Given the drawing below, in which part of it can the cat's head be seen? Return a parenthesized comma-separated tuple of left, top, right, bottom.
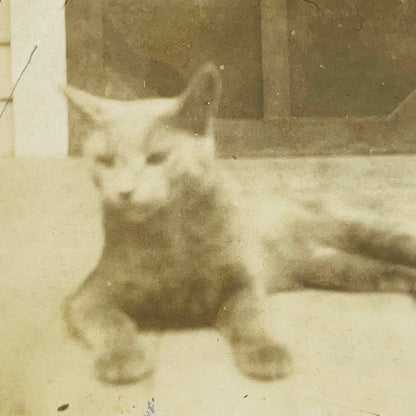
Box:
(64, 64, 221, 222)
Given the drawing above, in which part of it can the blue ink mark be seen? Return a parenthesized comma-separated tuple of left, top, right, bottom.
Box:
(144, 398, 156, 416)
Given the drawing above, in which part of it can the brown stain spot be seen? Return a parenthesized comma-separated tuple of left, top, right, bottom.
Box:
(58, 403, 70, 412)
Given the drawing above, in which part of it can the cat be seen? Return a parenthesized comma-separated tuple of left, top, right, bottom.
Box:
(63, 64, 416, 385)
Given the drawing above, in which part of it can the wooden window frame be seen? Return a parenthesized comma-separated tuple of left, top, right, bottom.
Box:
(65, 0, 291, 157)
(11, 0, 412, 157)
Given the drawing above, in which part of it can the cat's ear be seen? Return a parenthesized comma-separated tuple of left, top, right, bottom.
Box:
(61, 85, 109, 124)
(176, 64, 222, 136)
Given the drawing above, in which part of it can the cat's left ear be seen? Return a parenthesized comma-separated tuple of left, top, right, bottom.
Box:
(175, 64, 222, 136)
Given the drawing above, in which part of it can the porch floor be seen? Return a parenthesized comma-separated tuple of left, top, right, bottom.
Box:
(1, 156, 416, 416)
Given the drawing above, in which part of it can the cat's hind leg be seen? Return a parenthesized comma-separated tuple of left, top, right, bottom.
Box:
(63, 284, 160, 385)
(293, 246, 416, 294)
(317, 218, 416, 268)
(217, 288, 292, 381)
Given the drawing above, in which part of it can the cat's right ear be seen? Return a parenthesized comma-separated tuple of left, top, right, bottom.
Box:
(61, 85, 109, 124)
(175, 64, 222, 136)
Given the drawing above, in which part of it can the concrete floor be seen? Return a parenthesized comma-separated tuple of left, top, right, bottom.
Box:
(1, 156, 416, 416)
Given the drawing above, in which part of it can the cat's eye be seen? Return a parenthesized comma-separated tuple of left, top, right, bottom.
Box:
(95, 154, 115, 167)
(146, 152, 167, 166)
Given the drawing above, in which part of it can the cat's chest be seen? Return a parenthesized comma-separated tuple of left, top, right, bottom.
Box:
(116, 222, 234, 280)
(103, 228, 244, 328)
(100, 201, 254, 327)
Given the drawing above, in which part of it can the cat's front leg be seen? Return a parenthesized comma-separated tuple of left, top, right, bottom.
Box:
(93, 328, 160, 386)
(63, 284, 160, 385)
(217, 288, 292, 381)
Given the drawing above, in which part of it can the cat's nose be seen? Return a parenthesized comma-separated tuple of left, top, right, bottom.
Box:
(119, 190, 132, 201)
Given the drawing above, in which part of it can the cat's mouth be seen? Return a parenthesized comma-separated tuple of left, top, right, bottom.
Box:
(103, 197, 166, 223)
(120, 202, 162, 223)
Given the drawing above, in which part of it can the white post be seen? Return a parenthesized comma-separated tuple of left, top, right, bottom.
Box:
(10, 0, 68, 157)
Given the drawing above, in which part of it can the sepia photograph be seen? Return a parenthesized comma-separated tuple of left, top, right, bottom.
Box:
(1, 1, 416, 415)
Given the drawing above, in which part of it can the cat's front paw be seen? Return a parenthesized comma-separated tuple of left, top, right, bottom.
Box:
(231, 338, 292, 381)
(94, 349, 155, 385)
